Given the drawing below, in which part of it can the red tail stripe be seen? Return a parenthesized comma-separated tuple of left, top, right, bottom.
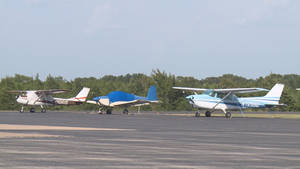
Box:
(75, 97, 87, 100)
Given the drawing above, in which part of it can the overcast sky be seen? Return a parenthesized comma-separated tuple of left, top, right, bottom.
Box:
(0, 0, 299, 80)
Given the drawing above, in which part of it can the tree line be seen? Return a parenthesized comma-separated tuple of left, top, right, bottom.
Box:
(0, 69, 300, 112)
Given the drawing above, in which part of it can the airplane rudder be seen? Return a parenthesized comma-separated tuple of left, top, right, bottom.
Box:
(76, 87, 90, 99)
(147, 85, 157, 101)
(264, 83, 284, 98)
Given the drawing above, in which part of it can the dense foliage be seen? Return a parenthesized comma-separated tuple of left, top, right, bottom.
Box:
(1, 70, 300, 112)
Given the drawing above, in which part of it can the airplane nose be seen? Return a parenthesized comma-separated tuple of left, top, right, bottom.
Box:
(186, 95, 195, 104)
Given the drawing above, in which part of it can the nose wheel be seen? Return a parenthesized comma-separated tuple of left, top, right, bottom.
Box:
(123, 109, 129, 114)
(40, 105, 46, 113)
(106, 109, 112, 114)
(205, 111, 211, 117)
(225, 112, 231, 118)
(29, 108, 35, 113)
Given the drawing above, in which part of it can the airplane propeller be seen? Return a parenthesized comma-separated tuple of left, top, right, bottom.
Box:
(187, 97, 195, 104)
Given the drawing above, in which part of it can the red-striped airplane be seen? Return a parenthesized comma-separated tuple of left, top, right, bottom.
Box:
(8, 87, 90, 113)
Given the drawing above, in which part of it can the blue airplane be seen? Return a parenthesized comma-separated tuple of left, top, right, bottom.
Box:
(87, 86, 158, 114)
(173, 83, 285, 118)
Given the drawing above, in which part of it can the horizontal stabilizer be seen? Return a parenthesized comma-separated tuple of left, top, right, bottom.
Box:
(86, 100, 98, 104)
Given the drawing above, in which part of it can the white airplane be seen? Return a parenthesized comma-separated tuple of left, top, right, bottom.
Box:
(297, 88, 300, 90)
(173, 84, 285, 118)
(9, 87, 90, 113)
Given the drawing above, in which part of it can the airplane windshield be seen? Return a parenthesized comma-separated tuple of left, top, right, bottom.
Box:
(203, 90, 218, 98)
(204, 90, 238, 101)
(21, 93, 27, 97)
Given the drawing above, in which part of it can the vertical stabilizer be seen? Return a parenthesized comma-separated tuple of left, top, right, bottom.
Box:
(74, 87, 90, 101)
(264, 84, 284, 104)
(146, 86, 157, 101)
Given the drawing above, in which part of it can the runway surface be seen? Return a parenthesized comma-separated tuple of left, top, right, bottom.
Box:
(0, 111, 300, 169)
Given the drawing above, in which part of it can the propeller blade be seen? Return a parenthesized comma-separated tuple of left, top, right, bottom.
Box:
(188, 98, 195, 104)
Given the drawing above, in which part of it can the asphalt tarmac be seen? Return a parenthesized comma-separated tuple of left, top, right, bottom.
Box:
(0, 111, 300, 169)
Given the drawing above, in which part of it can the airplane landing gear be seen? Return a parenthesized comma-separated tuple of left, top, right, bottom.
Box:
(195, 111, 201, 117)
(40, 105, 46, 113)
(123, 109, 129, 114)
(30, 108, 35, 113)
(205, 111, 211, 117)
(225, 112, 231, 119)
(20, 106, 24, 113)
(106, 109, 112, 115)
(98, 107, 104, 114)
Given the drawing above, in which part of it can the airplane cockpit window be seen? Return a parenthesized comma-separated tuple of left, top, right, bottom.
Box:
(21, 93, 27, 97)
(204, 90, 216, 97)
(231, 94, 239, 102)
(203, 90, 211, 95)
(223, 93, 239, 102)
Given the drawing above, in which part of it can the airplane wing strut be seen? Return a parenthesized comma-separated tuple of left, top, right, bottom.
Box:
(211, 92, 232, 112)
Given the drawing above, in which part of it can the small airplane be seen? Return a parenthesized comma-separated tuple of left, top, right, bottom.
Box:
(173, 83, 285, 118)
(297, 88, 300, 90)
(8, 87, 90, 113)
(87, 86, 159, 114)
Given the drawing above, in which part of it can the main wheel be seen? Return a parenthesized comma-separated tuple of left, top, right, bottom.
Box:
(205, 111, 211, 117)
(41, 108, 46, 113)
(30, 108, 35, 113)
(123, 109, 129, 114)
(225, 112, 231, 119)
(19, 108, 24, 113)
(195, 112, 200, 117)
(106, 109, 112, 115)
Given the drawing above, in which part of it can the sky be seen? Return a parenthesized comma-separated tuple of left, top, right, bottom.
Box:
(0, 0, 299, 80)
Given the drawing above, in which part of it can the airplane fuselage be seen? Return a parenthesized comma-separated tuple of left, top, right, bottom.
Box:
(187, 94, 277, 111)
(16, 91, 84, 106)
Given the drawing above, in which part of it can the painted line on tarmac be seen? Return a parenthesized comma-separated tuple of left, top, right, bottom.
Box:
(0, 132, 66, 139)
(162, 113, 300, 119)
(0, 124, 135, 131)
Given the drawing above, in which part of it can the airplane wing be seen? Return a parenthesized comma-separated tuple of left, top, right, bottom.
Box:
(35, 89, 69, 95)
(8, 89, 69, 95)
(172, 87, 207, 92)
(213, 88, 269, 93)
(172, 87, 269, 93)
(7, 90, 27, 94)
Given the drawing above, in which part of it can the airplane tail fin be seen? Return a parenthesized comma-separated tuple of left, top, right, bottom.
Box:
(73, 87, 90, 102)
(263, 83, 284, 105)
(146, 86, 157, 101)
